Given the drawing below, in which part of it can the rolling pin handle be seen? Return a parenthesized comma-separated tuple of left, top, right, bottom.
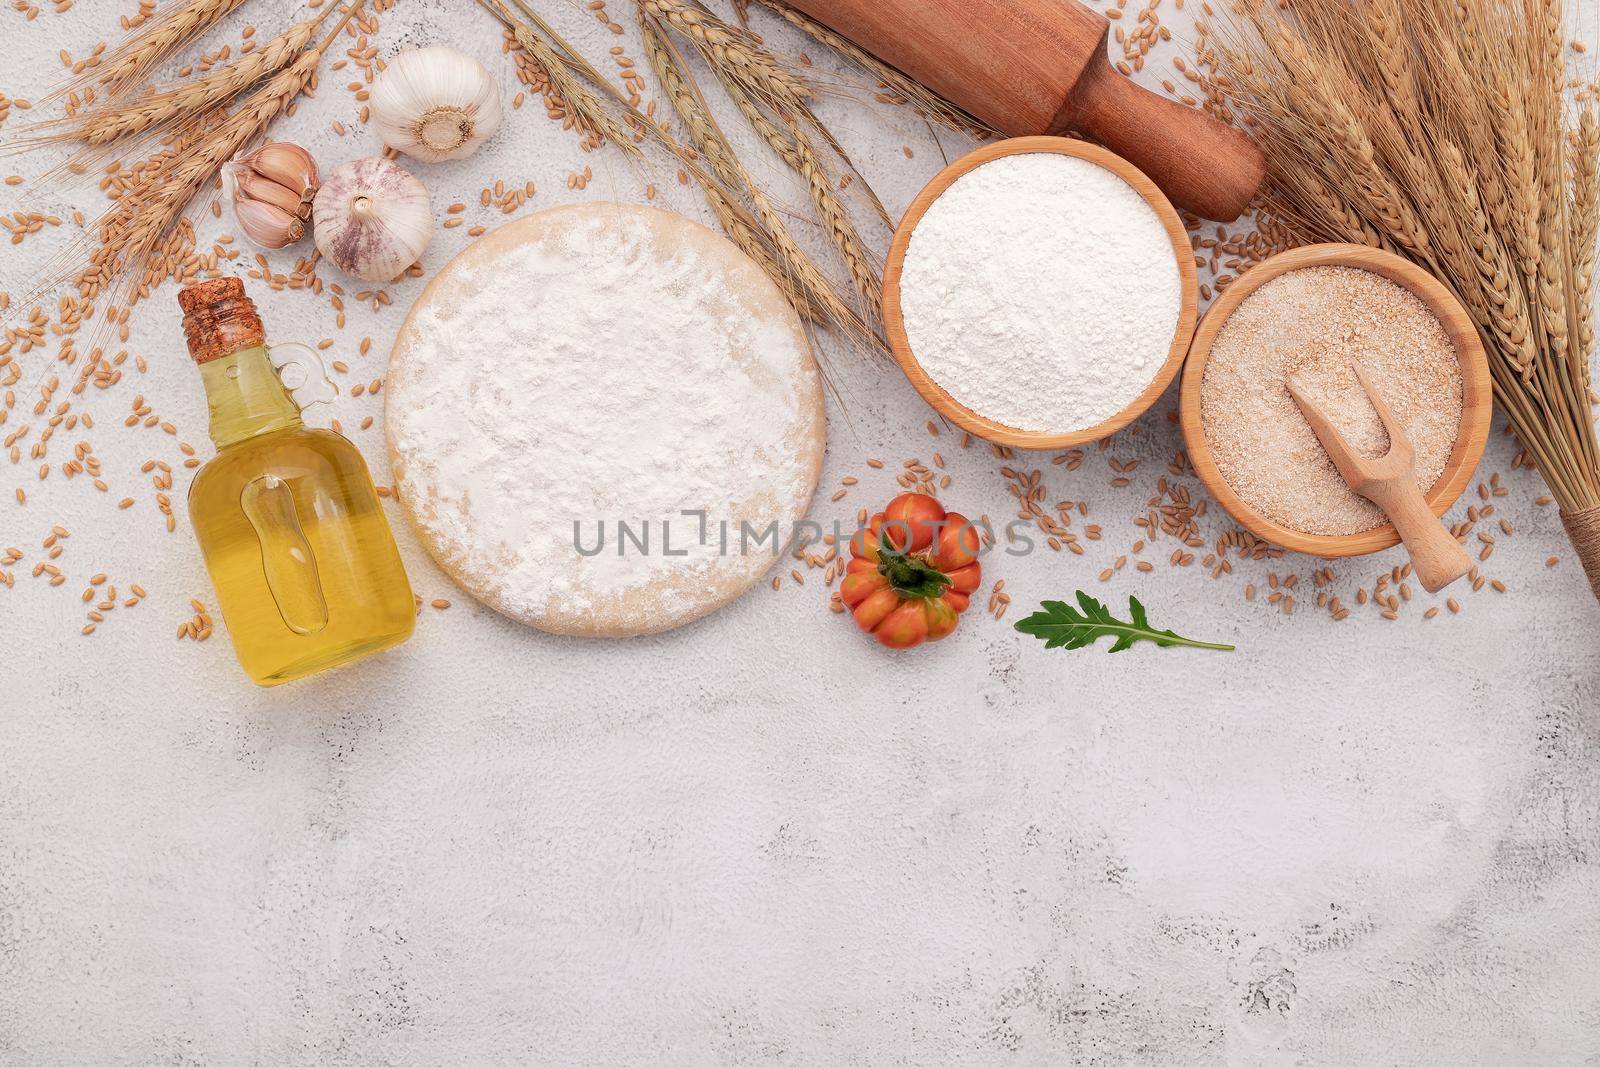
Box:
(1053, 47, 1267, 223)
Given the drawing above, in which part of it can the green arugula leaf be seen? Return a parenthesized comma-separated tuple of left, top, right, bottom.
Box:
(1014, 591, 1235, 653)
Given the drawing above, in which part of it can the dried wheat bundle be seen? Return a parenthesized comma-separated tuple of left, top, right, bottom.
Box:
(482, 0, 643, 159)
(479, 0, 884, 365)
(638, 15, 875, 343)
(55, 5, 358, 311)
(7, 4, 335, 166)
(49, 0, 254, 104)
(1214, 0, 1600, 599)
(647, 0, 891, 231)
(638, 0, 812, 115)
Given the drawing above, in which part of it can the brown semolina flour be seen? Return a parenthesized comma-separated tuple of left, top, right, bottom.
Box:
(1200, 266, 1463, 536)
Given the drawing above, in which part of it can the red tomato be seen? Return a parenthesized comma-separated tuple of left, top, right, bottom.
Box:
(921, 596, 959, 641)
(839, 567, 887, 607)
(883, 492, 946, 553)
(875, 601, 930, 648)
(946, 562, 982, 599)
(852, 586, 901, 633)
(839, 492, 983, 650)
(932, 511, 980, 570)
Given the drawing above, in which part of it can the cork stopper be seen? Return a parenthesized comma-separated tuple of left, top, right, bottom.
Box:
(177, 277, 264, 364)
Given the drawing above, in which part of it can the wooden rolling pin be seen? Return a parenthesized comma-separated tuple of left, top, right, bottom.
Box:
(786, 0, 1266, 221)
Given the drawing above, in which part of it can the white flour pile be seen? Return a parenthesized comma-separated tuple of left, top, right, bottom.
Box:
(386, 205, 824, 637)
(897, 153, 1183, 433)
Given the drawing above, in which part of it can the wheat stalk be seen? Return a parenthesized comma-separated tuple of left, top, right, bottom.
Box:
(643, 0, 891, 324)
(638, 0, 812, 115)
(638, 16, 873, 408)
(749, 0, 995, 138)
(638, 14, 875, 347)
(713, 52, 891, 229)
(481, 0, 642, 158)
(1213, 0, 1600, 598)
(1568, 109, 1600, 359)
(49, 0, 253, 104)
(13, 7, 335, 153)
(649, 0, 889, 229)
(636, 16, 743, 190)
(779, 111, 882, 323)
(691, 42, 882, 320)
(1436, 141, 1541, 374)
(701, 184, 832, 325)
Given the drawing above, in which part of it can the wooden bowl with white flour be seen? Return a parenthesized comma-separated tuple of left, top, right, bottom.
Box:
(385, 203, 826, 637)
(1180, 243, 1493, 558)
(883, 137, 1198, 449)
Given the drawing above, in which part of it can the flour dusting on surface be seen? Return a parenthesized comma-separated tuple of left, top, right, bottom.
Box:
(898, 153, 1183, 433)
(387, 204, 824, 636)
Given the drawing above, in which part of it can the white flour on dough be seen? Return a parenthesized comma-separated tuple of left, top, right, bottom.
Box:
(386, 203, 825, 637)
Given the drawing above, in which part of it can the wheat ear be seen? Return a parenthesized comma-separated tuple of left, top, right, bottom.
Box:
(638, 0, 812, 114)
(15, 7, 336, 154)
(696, 55, 882, 320)
(49, 0, 253, 104)
(640, 28, 826, 324)
(482, 0, 643, 159)
(1567, 107, 1600, 361)
(639, 14, 874, 347)
(1435, 141, 1540, 373)
(661, 0, 888, 228)
(750, 0, 995, 137)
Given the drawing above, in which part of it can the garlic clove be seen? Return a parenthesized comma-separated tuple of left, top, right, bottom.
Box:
(241, 142, 320, 204)
(313, 157, 433, 283)
(234, 168, 310, 219)
(234, 198, 306, 250)
(221, 160, 244, 211)
(369, 46, 503, 163)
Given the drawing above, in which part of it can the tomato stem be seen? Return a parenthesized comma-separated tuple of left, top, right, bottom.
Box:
(879, 551, 952, 599)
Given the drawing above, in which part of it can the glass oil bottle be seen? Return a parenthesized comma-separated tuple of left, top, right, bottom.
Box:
(180, 278, 414, 686)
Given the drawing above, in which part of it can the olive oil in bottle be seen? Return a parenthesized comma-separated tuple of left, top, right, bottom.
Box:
(180, 278, 414, 686)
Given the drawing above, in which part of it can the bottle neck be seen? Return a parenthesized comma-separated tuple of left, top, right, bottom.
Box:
(202, 345, 302, 449)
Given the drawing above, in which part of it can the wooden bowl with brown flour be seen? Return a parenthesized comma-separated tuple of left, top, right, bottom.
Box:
(1180, 243, 1493, 558)
(883, 137, 1198, 449)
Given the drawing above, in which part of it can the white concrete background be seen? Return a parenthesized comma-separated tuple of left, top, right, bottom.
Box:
(2, 1, 1598, 1064)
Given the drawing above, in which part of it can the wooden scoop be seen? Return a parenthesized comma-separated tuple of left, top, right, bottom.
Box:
(1287, 364, 1472, 593)
(784, 0, 1266, 221)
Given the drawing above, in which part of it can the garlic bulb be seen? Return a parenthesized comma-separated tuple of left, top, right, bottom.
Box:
(313, 157, 432, 283)
(224, 141, 319, 250)
(369, 46, 502, 163)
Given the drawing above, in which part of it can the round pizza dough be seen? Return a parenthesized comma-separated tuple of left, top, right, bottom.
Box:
(386, 203, 825, 637)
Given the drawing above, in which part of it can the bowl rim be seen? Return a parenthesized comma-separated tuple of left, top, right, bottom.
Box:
(881, 136, 1200, 450)
(1178, 242, 1494, 558)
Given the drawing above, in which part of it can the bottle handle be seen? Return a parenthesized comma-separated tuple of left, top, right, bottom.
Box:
(266, 341, 339, 410)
